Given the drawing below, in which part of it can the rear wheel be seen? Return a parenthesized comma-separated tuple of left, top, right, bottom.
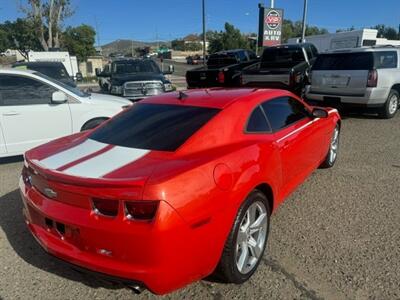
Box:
(320, 124, 340, 168)
(379, 89, 399, 119)
(215, 190, 270, 283)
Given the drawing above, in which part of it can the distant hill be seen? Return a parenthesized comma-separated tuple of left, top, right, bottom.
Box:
(101, 39, 171, 56)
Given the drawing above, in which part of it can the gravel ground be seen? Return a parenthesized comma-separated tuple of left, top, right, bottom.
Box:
(0, 111, 399, 300)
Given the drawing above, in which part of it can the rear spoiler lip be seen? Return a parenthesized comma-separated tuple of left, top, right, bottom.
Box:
(27, 159, 146, 188)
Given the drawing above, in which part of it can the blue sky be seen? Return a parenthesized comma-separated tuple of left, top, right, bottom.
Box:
(1, 0, 399, 44)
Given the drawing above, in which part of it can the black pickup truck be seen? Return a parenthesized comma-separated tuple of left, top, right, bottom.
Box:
(241, 43, 318, 95)
(96, 58, 174, 101)
(186, 49, 259, 88)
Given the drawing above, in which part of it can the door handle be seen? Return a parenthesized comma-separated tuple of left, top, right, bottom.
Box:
(2, 111, 20, 116)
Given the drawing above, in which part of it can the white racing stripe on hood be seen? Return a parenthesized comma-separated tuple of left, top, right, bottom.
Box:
(62, 146, 150, 178)
(40, 139, 108, 170)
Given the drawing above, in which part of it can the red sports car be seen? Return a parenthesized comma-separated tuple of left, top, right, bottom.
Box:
(20, 88, 341, 294)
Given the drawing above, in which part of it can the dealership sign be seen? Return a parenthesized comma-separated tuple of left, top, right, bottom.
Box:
(258, 7, 284, 47)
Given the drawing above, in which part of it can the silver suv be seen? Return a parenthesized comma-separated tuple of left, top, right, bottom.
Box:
(306, 46, 400, 118)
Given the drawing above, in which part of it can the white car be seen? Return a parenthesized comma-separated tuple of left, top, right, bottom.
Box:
(0, 69, 132, 158)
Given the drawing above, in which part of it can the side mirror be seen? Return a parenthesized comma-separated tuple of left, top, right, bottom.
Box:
(163, 65, 174, 75)
(76, 72, 83, 82)
(312, 108, 328, 118)
(52, 91, 68, 104)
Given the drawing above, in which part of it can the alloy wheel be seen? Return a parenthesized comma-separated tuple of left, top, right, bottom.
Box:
(235, 201, 268, 274)
(329, 126, 340, 164)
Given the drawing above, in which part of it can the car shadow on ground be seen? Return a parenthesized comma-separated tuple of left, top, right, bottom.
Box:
(0, 189, 131, 293)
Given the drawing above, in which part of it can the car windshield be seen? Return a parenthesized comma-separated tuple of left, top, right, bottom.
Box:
(90, 103, 220, 151)
(312, 52, 374, 70)
(34, 72, 89, 97)
(112, 60, 160, 74)
(261, 47, 306, 68)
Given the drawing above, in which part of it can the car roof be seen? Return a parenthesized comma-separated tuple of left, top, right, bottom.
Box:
(324, 46, 400, 54)
(141, 88, 291, 109)
(0, 68, 37, 75)
(13, 61, 64, 67)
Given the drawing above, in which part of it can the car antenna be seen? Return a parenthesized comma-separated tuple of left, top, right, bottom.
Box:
(178, 91, 188, 101)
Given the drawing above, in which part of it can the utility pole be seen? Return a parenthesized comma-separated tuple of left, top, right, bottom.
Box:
(301, 0, 308, 42)
(270, 0, 274, 8)
(131, 39, 134, 57)
(202, 0, 206, 65)
(94, 15, 100, 49)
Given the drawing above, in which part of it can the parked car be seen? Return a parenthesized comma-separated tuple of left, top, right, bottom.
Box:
(241, 43, 318, 95)
(0, 69, 131, 158)
(12, 61, 78, 87)
(306, 46, 400, 118)
(186, 54, 204, 65)
(186, 49, 259, 88)
(96, 58, 174, 101)
(20, 88, 341, 295)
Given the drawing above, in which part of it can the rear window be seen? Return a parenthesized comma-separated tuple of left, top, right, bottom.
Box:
(313, 52, 374, 70)
(90, 103, 220, 151)
(261, 47, 306, 68)
(207, 53, 238, 67)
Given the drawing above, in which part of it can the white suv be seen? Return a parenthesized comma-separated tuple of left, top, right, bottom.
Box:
(0, 69, 131, 158)
(306, 46, 400, 118)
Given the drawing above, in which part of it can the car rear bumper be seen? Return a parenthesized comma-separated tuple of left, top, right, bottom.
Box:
(306, 86, 389, 107)
(19, 177, 202, 295)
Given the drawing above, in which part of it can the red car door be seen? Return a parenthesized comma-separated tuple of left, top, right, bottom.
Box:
(262, 97, 321, 199)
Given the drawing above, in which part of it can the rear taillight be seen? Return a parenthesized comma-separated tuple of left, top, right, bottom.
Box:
(21, 166, 32, 187)
(92, 198, 119, 217)
(125, 201, 159, 221)
(217, 71, 225, 84)
(367, 69, 378, 87)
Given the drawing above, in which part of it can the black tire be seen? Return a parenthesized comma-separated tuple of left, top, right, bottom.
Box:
(215, 190, 271, 283)
(81, 118, 108, 131)
(379, 89, 399, 119)
(320, 123, 340, 168)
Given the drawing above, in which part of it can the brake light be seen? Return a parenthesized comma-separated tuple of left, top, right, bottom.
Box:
(125, 201, 159, 221)
(367, 69, 378, 87)
(217, 71, 225, 84)
(92, 198, 119, 217)
(21, 166, 32, 187)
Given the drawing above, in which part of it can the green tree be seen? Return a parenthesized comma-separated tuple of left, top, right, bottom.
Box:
(372, 24, 399, 40)
(62, 24, 96, 61)
(171, 39, 185, 51)
(208, 23, 250, 54)
(20, 0, 74, 50)
(0, 18, 42, 58)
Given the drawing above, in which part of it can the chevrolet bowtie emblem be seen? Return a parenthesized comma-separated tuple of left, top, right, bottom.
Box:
(44, 188, 57, 199)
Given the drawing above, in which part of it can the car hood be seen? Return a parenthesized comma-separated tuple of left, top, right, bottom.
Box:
(86, 93, 132, 106)
(111, 73, 167, 85)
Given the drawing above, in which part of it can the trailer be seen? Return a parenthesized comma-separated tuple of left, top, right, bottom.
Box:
(288, 29, 400, 53)
(28, 51, 80, 80)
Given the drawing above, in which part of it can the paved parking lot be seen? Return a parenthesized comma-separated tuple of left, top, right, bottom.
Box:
(0, 111, 399, 300)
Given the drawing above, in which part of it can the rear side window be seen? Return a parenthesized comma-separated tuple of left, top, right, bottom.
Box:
(313, 52, 374, 70)
(262, 97, 309, 131)
(90, 103, 220, 152)
(246, 106, 271, 133)
(374, 51, 397, 69)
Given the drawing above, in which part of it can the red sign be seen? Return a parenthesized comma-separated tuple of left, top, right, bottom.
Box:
(262, 9, 284, 47)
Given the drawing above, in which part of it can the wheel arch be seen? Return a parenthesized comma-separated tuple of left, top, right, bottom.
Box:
(390, 84, 400, 96)
(254, 183, 274, 213)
